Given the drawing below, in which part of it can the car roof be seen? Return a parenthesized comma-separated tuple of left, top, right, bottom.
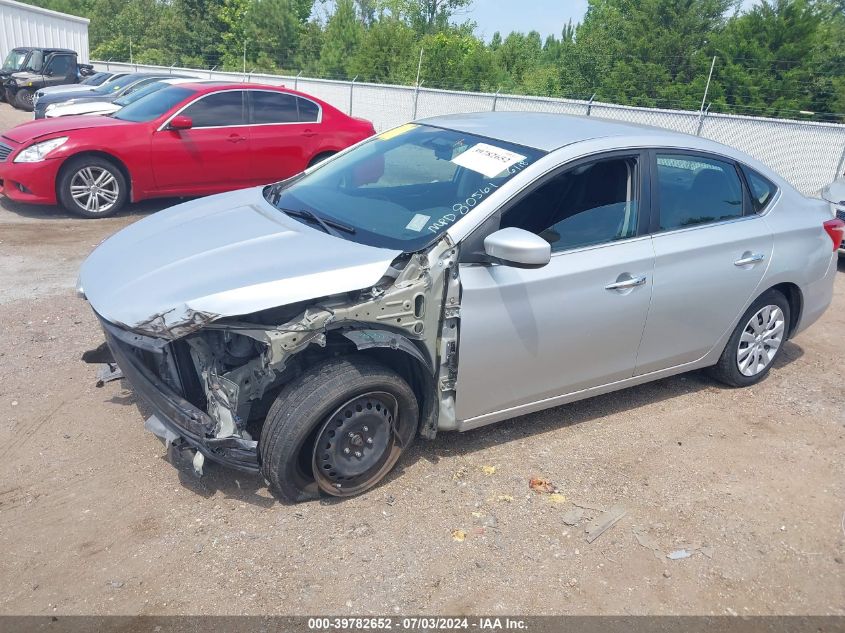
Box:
(12, 47, 76, 54)
(418, 111, 726, 153)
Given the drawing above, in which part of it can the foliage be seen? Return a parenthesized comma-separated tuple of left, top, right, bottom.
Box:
(21, 0, 845, 120)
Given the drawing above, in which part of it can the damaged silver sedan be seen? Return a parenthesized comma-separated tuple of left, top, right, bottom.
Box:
(78, 113, 841, 501)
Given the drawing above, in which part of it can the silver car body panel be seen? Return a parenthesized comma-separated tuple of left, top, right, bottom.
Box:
(455, 236, 655, 421)
(80, 112, 837, 452)
(79, 187, 402, 337)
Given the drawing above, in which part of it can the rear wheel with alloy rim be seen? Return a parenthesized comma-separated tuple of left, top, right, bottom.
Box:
(260, 356, 419, 502)
(709, 289, 790, 387)
(58, 156, 128, 218)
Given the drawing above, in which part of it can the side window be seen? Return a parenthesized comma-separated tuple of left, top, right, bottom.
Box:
(298, 97, 320, 122)
(501, 156, 639, 252)
(181, 91, 245, 128)
(45, 55, 72, 77)
(250, 91, 298, 124)
(656, 154, 743, 230)
(741, 165, 778, 212)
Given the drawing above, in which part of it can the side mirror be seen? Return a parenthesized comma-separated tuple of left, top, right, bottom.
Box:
(821, 179, 845, 205)
(484, 227, 551, 269)
(168, 115, 193, 130)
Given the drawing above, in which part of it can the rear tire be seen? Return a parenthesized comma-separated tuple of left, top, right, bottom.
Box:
(14, 88, 33, 111)
(308, 151, 336, 168)
(57, 155, 128, 218)
(708, 289, 790, 388)
(259, 356, 419, 502)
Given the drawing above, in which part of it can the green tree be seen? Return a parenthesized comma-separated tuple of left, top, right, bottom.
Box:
(319, 0, 363, 78)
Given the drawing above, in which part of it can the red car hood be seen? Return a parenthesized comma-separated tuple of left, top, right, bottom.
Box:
(2, 115, 135, 144)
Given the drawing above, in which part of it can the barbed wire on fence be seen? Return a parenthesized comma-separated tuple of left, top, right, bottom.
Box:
(96, 54, 845, 198)
(100, 43, 845, 122)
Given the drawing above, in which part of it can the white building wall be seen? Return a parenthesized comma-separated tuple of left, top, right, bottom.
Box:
(0, 0, 89, 62)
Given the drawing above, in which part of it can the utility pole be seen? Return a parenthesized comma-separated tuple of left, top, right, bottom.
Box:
(700, 56, 716, 113)
(415, 48, 424, 88)
(243, 41, 247, 76)
(129, 36, 133, 65)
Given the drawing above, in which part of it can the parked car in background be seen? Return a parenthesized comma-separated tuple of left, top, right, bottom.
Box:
(2, 48, 93, 110)
(33, 72, 188, 119)
(76, 112, 842, 501)
(35, 72, 127, 100)
(0, 82, 375, 217)
(43, 77, 201, 118)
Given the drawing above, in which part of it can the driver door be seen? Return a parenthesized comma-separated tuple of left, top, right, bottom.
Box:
(455, 152, 655, 423)
(150, 90, 251, 193)
(41, 54, 75, 88)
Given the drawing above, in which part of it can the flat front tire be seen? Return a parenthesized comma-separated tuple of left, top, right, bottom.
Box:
(708, 289, 790, 387)
(57, 156, 128, 218)
(259, 356, 419, 502)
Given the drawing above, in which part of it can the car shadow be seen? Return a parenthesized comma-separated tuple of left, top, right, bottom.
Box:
(838, 256, 845, 273)
(0, 195, 184, 220)
(98, 339, 805, 507)
(399, 339, 805, 470)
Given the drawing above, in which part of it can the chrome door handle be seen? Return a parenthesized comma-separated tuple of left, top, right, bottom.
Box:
(605, 275, 647, 291)
(734, 253, 765, 266)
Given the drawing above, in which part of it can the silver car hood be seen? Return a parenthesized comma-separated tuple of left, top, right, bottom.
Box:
(79, 187, 402, 338)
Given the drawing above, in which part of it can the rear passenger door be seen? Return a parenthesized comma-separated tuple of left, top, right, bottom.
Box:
(246, 90, 322, 183)
(633, 151, 773, 375)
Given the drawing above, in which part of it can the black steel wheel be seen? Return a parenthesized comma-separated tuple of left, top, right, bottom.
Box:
(260, 356, 419, 502)
(311, 391, 403, 496)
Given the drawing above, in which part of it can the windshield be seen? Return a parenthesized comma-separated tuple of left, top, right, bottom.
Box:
(2, 49, 28, 71)
(94, 74, 145, 95)
(265, 124, 545, 250)
(112, 86, 195, 122)
(114, 81, 168, 107)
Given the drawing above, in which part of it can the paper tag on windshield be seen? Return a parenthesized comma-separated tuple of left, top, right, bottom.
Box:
(451, 143, 526, 178)
(405, 214, 430, 232)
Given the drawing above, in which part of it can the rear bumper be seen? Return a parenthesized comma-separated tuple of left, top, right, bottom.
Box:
(0, 155, 61, 205)
(100, 320, 260, 474)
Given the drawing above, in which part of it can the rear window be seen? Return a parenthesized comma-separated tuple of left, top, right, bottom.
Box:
(298, 97, 320, 122)
(741, 165, 778, 212)
(656, 154, 744, 230)
(250, 91, 298, 124)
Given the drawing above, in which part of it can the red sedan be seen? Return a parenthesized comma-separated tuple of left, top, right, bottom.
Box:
(0, 82, 375, 217)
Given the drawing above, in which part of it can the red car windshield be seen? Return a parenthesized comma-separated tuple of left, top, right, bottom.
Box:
(112, 86, 196, 123)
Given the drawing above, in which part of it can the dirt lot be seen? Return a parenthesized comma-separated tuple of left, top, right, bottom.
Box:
(0, 102, 843, 617)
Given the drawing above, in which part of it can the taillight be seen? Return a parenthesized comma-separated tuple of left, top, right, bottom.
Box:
(823, 218, 845, 251)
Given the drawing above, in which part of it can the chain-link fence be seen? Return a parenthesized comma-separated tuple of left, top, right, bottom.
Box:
(96, 60, 845, 197)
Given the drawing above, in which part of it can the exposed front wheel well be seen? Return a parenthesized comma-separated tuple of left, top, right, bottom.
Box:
(263, 331, 438, 442)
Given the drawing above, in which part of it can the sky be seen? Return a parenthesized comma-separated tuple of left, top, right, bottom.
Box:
(464, 0, 759, 41)
(465, 0, 589, 41)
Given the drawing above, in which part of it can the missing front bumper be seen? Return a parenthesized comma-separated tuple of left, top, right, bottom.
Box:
(97, 320, 260, 474)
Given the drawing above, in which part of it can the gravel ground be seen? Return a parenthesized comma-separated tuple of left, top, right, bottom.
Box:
(0, 102, 843, 616)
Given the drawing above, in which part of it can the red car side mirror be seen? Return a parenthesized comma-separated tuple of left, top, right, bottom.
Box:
(168, 115, 193, 131)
